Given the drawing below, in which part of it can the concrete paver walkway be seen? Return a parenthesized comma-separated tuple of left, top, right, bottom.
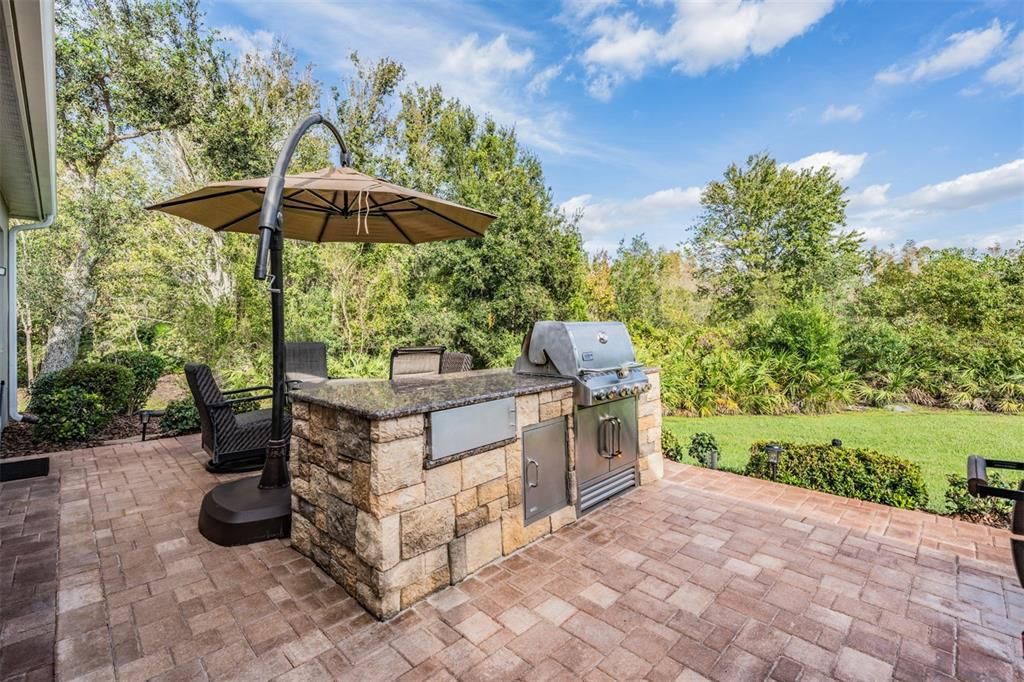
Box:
(1, 435, 1021, 681)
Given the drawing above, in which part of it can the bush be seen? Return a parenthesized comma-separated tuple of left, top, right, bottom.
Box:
(160, 397, 200, 435)
(744, 440, 928, 509)
(688, 432, 719, 468)
(32, 386, 110, 443)
(55, 363, 133, 414)
(103, 350, 164, 413)
(28, 362, 134, 441)
(944, 472, 1015, 527)
(662, 429, 686, 462)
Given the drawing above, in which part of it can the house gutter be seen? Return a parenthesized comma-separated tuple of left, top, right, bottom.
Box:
(8, 210, 55, 423)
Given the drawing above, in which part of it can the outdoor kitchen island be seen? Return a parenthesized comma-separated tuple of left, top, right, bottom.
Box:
(287, 364, 663, 619)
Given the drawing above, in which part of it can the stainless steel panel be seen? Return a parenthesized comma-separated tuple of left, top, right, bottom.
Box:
(522, 418, 569, 525)
(428, 396, 516, 461)
(575, 397, 638, 485)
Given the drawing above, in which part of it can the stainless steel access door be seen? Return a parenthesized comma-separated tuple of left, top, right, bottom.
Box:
(575, 397, 639, 485)
(522, 418, 569, 525)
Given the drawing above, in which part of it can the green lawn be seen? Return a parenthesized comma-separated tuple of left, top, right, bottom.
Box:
(664, 408, 1024, 511)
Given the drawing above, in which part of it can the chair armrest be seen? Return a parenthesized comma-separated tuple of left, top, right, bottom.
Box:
(223, 385, 272, 396)
(966, 455, 1024, 501)
(208, 394, 274, 408)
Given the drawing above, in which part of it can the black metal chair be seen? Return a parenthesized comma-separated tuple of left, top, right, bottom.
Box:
(390, 346, 445, 380)
(440, 351, 473, 374)
(966, 455, 1024, 640)
(286, 342, 329, 387)
(184, 364, 291, 473)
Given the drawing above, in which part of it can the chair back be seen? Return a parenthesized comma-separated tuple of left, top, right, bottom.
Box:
(184, 364, 229, 452)
(287, 342, 329, 383)
(441, 352, 472, 374)
(390, 346, 445, 380)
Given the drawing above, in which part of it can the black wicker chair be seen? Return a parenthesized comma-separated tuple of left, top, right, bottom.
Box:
(184, 364, 291, 473)
(286, 342, 329, 387)
(440, 351, 473, 374)
(390, 346, 445, 380)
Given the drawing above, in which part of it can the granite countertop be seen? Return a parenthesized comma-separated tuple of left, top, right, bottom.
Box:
(291, 368, 573, 420)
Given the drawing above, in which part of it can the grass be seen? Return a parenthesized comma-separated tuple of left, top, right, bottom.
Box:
(664, 408, 1024, 512)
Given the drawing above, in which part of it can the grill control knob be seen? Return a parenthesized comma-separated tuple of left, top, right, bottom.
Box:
(631, 386, 641, 395)
(595, 390, 607, 400)
(642, 383, 652, 392)
(607, 388, 618, 399)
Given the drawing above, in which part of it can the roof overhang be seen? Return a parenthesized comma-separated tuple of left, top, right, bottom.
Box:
(1, 0, 56, 222)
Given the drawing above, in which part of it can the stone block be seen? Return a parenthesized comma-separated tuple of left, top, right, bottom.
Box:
(334, 412, 371, 462)
(293, 418, 310, 441)
(326, 497, 357, 547)
(455, 489, 477, 515)
(292, 401, 309, 420)
(370, 415, 424, 443)
(560, 398, 573, 415)
(369, 483, 425, 518)
(327, 473, 352, 503)
(456, 506, 489, 537)
(486, 498, 506, 522)
(401, 499, 455, 559)
(501, 508, 551, 555)
(350, 461, 370, 510)
(566, 471, 578, 505)
(401, 565, 450, 609)
(507, 477, 523, 507)
(425, 462, 461, 503)
(549, 505, 577, 532)
(462, 448, 506, 489)
(448, 537, 467, 584)
(641, 454, 664, 485)
(290, 515, 314, 555)
(638, 414, 657, 433)
(539, 401, 562, 422)
(477, 477, 507, 505)
(355, 511, 400, 571)
(465, 521, 502, 573)
(370, 437, 424, 495)
(356, 582, 400, 620)
(377, 546, 446, 592)
(516, 393, 539, 428)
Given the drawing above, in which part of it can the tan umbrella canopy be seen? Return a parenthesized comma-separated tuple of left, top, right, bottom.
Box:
(149, 165, 496, 244)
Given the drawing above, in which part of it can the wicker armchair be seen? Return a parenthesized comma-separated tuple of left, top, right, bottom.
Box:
(440, 351, 473, 374)
(390, 346, 445, 380)
(184, 364, 291, 473)
(286, 342, 329, 387)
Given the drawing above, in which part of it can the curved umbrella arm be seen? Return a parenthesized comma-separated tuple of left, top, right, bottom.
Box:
(254, 114, 351, 281)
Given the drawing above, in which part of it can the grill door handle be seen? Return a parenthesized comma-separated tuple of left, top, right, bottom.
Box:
(527, 458, 539, 488)
(613, 417, 622, 457)
(599, 416, 615, 459)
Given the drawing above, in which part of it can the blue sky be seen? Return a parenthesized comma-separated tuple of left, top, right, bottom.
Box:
(204, 0, 1024, 254)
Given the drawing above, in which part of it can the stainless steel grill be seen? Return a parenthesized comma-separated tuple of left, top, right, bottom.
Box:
(514, 321, 650, 513)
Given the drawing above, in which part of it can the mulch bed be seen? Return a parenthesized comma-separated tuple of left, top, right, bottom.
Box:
(0, 414, 172, 459)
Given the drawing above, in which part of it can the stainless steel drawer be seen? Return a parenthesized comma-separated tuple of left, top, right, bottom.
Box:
(428, 397, 517, 462)
(523, 418, 569, 525)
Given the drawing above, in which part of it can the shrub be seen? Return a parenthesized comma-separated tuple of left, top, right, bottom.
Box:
(160, 397, 200, 435)
(688, 432, 719, 468)
(103, 350, 164, 413)
(56, 363, 134, 414)
(32, 387, 110, 443)
(944, 472, 1015, 527)
(744, 440, 928, 509)
(28, 362, 134, 441)
(662, 429, 686, 462)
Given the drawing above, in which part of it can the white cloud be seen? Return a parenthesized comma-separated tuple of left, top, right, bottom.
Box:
(919, 226, 1024, 251)
(906, 158, 1024, 210)
(876, 20, 1007, 85)
(848, 160, 1024, 246)
(786, 151, 867, 183)
(527, 63, 564, 95)
(217, 25, 275, 58)
(440, 34, 533, 78)
(580, 0, 835, 99)
(984, 31, 1024, 94)
(561, 185, 703, 238)
(849, 183, 890, 208)
(821, 104, 863, 123)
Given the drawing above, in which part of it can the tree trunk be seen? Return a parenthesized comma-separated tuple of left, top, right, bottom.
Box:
(39, 246, 97, 376)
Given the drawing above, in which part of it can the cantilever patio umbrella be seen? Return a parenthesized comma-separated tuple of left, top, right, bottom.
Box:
(149, 114, 496, 545)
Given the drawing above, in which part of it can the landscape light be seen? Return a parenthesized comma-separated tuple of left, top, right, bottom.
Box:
(765, 443, 782, 480)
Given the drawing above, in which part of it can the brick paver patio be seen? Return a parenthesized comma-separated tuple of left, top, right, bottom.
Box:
(2, 435, 1022, 681)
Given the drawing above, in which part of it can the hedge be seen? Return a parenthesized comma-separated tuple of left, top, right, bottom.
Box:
(28, 362, 134, 442)
(103, 350, 164, 413)
(744, 440, 928, 509)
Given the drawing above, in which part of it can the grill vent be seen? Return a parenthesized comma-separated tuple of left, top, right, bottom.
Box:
(579, 466, 636, 513)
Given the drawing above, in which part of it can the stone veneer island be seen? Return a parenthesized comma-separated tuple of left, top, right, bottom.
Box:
(288, 367, 663, 619)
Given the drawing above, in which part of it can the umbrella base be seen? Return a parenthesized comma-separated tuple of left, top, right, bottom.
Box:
(198, 477, 290, 546)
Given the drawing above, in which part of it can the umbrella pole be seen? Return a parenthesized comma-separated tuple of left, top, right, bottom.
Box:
(258, 226, 289, 489)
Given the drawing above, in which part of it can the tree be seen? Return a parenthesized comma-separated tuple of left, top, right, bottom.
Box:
(39, 0, 219, 375)
(691, 153, 863, 320)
